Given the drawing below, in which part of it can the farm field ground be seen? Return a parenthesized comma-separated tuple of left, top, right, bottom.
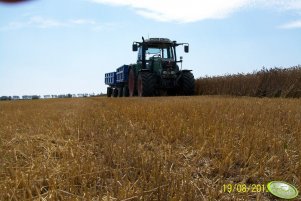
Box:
(0, 96, 300, 200)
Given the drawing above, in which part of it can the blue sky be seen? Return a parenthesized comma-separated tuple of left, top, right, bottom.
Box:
(1, 0, 301, 96)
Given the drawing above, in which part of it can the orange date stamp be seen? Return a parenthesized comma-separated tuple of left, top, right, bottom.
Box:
(222, 183, 268, 193)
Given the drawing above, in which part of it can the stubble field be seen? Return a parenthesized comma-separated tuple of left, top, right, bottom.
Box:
(0, 96, 300, 200)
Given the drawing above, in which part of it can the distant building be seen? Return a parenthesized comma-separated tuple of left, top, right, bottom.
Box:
(52, 95, 58, 98)
(12, 96, 20, 100)
(44, 95, 51, 99)
(22, 95, 32, 100)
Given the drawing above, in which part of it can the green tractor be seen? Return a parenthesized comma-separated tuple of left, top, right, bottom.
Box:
(105, 37, 194, 97)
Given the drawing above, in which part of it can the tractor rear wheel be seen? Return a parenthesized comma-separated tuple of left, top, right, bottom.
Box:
(138, 72, 156, 97)
(180, 71, 195, 95)
(128, 68, 135, 97)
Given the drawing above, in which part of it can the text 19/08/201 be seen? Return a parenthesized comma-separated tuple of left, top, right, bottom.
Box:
(223, 184, 268, 193)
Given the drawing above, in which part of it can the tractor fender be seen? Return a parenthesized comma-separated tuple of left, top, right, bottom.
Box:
(139, 69, 151, 72)
(181, 69, 193, 72)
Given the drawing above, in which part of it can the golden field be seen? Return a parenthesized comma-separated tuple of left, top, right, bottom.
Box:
(0, 96, 300, 200)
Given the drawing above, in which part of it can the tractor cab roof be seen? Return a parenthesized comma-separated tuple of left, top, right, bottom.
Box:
(132, 37, 189, 52)
(144, 38, 172, 43)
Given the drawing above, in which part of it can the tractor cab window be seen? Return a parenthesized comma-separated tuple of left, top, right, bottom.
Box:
(137, 47, 142, 61)
(145, 46, 174, 60)
(145, 48, 160, 60)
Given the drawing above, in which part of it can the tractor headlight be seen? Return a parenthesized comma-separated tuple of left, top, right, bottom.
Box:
(171, 71, 175, 75)
(162, 71, 167, 75)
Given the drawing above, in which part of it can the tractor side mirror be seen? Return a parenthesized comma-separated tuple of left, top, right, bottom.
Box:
(184, 45, 189, 53)
(132, 44, 138, 51)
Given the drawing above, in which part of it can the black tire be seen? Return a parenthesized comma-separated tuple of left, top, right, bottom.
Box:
(128, 68, 136, 97)
(137, 72, 156, 97)
(123, 86, 129, 97)
(107, 87, 112, 97)
(118, 87, 123, 97)
(167, 89, 177, 96)
(113, 88, 118, 97)
(180, 71, 195, 95)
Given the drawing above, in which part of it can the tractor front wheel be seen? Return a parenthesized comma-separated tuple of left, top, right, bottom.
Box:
(180, 71, 195, 95)
(137, 72, 156, 97)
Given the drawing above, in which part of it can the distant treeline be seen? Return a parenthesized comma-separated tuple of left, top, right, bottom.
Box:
(195, 66, 301, 98)
(0, 93, 104, 101)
